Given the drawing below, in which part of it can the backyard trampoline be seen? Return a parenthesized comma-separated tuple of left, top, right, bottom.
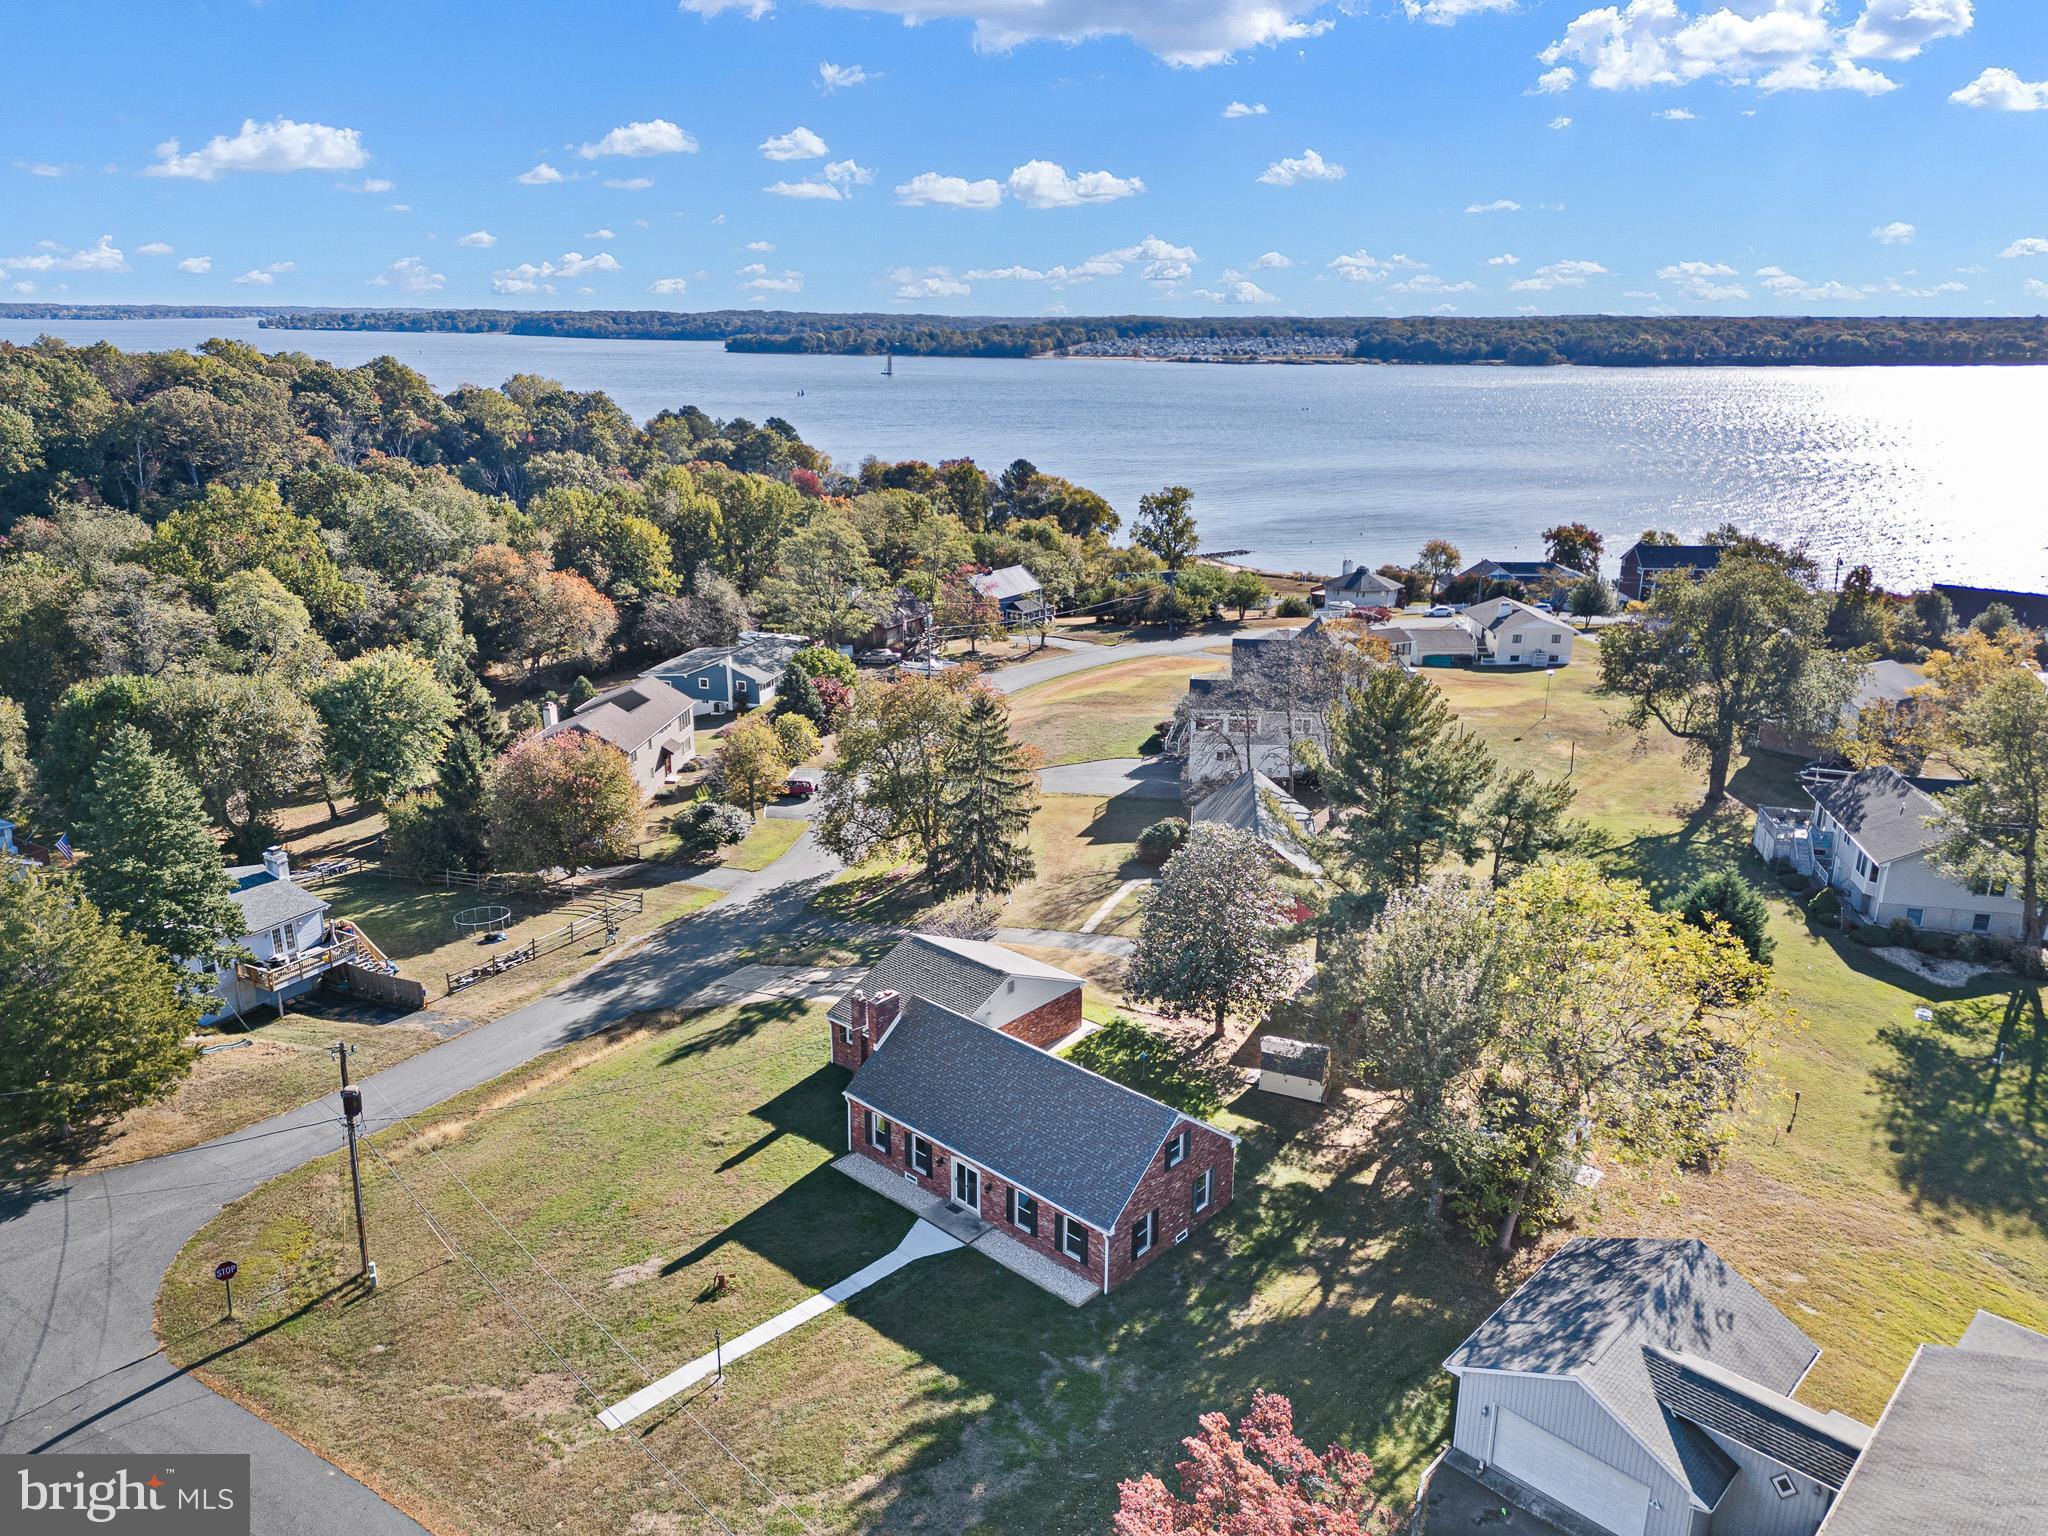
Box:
(454, 904, 514, 943)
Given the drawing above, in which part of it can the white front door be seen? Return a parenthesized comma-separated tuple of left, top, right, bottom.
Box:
(952, 1160, 980, 1212)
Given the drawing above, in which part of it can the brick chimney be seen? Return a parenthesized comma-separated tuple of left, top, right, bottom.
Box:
(849, 989, 904, 1063)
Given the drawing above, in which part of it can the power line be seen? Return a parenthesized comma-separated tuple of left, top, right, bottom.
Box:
(358, 1134, 741, 1536)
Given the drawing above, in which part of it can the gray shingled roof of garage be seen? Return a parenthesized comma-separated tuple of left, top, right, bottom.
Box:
(1644, 1346, 1867, 1488)
(843, 997, 1204, 1232)
(825, 934, 1080, 1029)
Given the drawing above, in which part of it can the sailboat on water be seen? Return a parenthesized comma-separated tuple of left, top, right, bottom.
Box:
(881, 349, 894, 377)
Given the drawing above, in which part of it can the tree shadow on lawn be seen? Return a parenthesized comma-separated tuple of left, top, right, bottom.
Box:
(1874, 984, 2048, 1231)
(659, 997, 810, 1066)
(1600, 802, 1759, 905)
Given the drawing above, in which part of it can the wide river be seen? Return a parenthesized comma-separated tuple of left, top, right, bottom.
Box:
(6, 316, 2045, 591)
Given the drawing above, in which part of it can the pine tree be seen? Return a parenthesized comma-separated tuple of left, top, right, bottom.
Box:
(433, 727, 494, 874)
(78, 725, 245, 974)
(932, 691, 1038, 896)
(1325, 667, 1495, 892)
(449, 663, 508, 752)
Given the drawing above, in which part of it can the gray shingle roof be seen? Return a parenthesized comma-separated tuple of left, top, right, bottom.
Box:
(1959, 1309, 2048, 1361)
(1191, 770, 1319, 875)
(1258, 1036, 1330, 1078)
(1819, 1342, 2048, 1535)
(645, 630, 808, 688)
(1644, 1347, 1867, 1488)
(826, 934, 1081, 1028)
(1626, 542, 1723, 571)
(1327, 567, 1403, 598)
(225, 866, 328, 935)
(1446, 1238, 1821, 1503)
(971, 565, 1042, 603)
(539, 676, 693, 754)
(844, 997, 1190, 1231)
(1813, 766, 1948, 864)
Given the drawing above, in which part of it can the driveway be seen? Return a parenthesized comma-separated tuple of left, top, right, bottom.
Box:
(990, 626, 1278, 696)
(0, 833, 845, 1534)
(1038, 757, 1183, 799)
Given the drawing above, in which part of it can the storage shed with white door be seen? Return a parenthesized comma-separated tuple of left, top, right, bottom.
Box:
(1255, 1037, 1330, 1104)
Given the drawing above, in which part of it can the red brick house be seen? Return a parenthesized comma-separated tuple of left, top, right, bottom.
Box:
(841, 995, 1238, 1296)
(827, 934, 1084, 1068)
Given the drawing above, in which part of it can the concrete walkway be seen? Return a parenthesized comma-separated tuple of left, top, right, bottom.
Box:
(596, 1219, 962, 1430)
(994, 925, 1136, 958)
(1079, 879, 1152, 934)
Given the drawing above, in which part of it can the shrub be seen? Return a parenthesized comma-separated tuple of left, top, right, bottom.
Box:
(1672, 870, 1776, 962)
(674, 798, 750, 855)
(1956, 932, 1989, 963)
(1889, 916, 1919, 945)
(2016, 945, 2047, 980)
(774, 712, 821, 766)
(565, 674, 598, 711)
(1136, 816, 1189, 864)
(384, 791, 452, 875)
(1847, 922, 1887, 946)
(1914, 929, 1953, 956)
(1275, 595, 1312, 619)
(1808, 886, 1841, 923)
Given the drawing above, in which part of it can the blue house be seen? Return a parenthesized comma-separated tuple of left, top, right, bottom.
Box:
(644, 630, 809, 719)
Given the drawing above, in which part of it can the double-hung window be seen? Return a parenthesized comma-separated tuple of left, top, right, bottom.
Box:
(1164, 1130, 1189, 1169)
(1131, 1210, 1157, 1261)
(1974, 913, 1993, 933)
(1192, 1167, 1214, 1215)
(909, 1135, 933, 1178)
(1057, 1213, 1089, 1264)
(1008, 1188, 1037, 1235)
(865, 1110, 891, 1154)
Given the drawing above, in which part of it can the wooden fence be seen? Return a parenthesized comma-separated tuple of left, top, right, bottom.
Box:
(445, 890, 645, 994)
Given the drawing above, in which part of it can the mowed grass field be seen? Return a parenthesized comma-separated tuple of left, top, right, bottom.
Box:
(160, 1000, 1485, 1535)
(1007, 653, 1224, 766)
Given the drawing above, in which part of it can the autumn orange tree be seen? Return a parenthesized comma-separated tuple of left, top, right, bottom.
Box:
(1114, 1390, 1393, 1536)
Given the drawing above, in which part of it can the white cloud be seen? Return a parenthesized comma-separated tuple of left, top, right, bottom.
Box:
(1403, 0, 1515, 21)
(768, 159, 875, 200)
(1657, 107, 1697, 120)
(1487, 253, 1520, 266)
(1871, 221, 1915, 245)
(176, 255, 212, 274)
(457, 229, 497, 248)
(1754, 264, 1861, 302)
(2026, 278, 2048, 298)
(1509, 257, 1608, 291)
(0, 235, 128, 273)
(650, 277, 690, 294)
(147, 117, 367, 179)
(340, 177, 395, 193)
(1252, 251, 1292, 269)
(1192, 279, 1277, 303)
(385, 202, 411, 213)
(1390, 271, 1477, 294)
(9, 281, 34, 294)
(964, 265, 1050, 280)
(895, 171, 1004, 209)
(516, 161, 564, 185)
(17, 161, 66, 177)
(1223, 100, 1269, 117)
(745, 240, 776, 252)
(605, 176, 655, 190)
(1549, 114, 1574, 128)
(1842, 0, 1973, 62)
(1005, 160, 1145, 208)
(137, 241, 174, 257)
(1951, 66, 2048, 111)
(1257, 148, 1345, 186)
(745, 268, 804, 293)
(819, 61, 870, 90)
(1658, 259, 1748, 300)
(493, 251, 621, 294)
(1999, 238, 2048, 258)
(1466, 198, 1520, 213)
(1538, 0, 1968, 98)
(1104, 235, 1200, 280)
(369, 255, 445, 293)
(1534, 65, 1576, 92)
(232, 268, 279, 286)
(579, 119, 697, 158)
(761, 126, 830, 160)
(586, 227, 617, 240)
(681, 0, 773, 16)
(1327, 249, 1423, 283)
(791, 0, 1336, 68)
(891, 265, 971, 300)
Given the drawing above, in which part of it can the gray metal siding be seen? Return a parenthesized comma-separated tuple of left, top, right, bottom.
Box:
(1696, 1426, 1835, 1536)
(1454, 1372, 1695, 1536)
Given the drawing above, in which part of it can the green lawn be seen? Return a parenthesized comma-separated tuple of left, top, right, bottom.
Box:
(160, 1000, 1483, 1536)
(1008, 654, 1223, 766)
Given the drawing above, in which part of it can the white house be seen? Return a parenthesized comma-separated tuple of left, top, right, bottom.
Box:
(1371, 598, 1573, 670)
(1316, 560, 1404, 614)
(199, 848, 394, 1025)
(536, 677, 696, 798)
(644, 631, 808, 719)
(1754, 766, 2025, 938)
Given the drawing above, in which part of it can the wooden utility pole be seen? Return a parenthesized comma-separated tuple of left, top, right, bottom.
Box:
(330, 1041, 371, 1280)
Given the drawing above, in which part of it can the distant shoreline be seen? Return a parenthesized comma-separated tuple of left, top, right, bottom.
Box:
(7, 305, 2048, 369)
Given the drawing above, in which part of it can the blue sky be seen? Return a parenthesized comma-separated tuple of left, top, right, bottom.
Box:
(4, 0, 2045, 317)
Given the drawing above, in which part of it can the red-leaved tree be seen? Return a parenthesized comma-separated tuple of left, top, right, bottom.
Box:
(1114, 1391, 1392, 1536)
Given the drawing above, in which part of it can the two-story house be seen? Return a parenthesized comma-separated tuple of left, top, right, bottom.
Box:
(200, 848, 397, 1024)
(644, 630, 809, 719)
(536, 677, 696, 798)
(1618, 541, 1723, 603)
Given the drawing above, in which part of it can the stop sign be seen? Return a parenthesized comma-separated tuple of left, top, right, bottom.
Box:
(213, 1260, 239, 1283)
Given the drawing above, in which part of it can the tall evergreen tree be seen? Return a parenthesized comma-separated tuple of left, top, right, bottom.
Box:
(448, 664, 508, 751)
(434, 726, 494, 873)
(78, 725, 244, 975)
(932, 691, 1038, 896)
(1325, 667, 1495, 892)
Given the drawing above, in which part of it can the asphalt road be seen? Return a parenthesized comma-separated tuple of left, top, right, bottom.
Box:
(0, 627, 1232, 1533)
